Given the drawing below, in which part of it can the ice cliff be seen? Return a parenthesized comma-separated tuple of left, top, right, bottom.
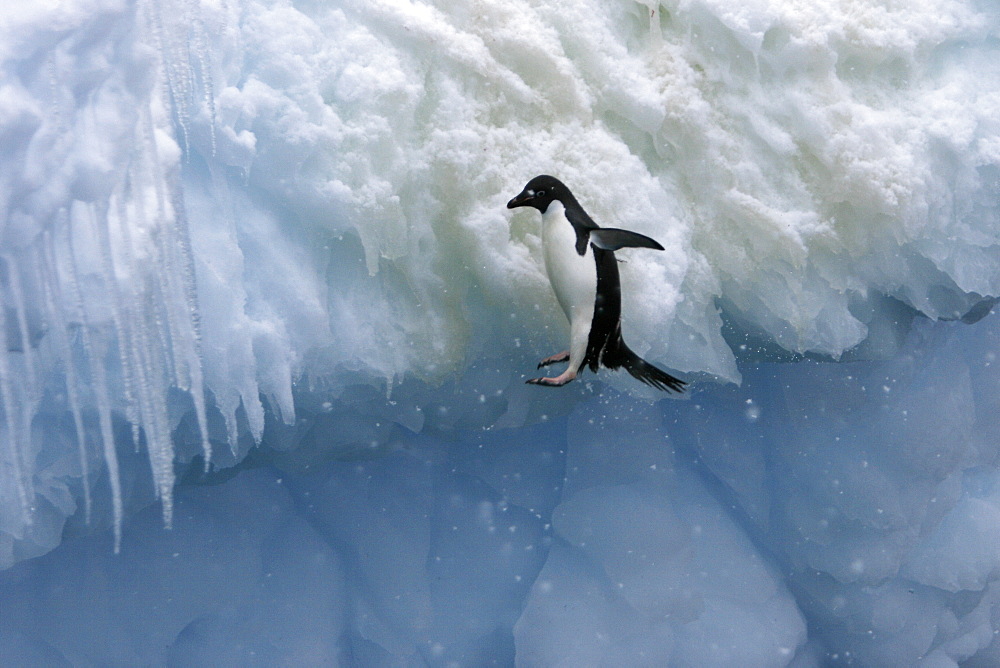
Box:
(1, 0, 999, 665)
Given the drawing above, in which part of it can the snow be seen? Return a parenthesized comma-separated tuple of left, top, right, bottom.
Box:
(1, 0, 1000, 664)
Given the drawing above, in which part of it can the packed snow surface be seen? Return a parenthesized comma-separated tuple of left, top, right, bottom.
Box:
(1, 0, 999, 665)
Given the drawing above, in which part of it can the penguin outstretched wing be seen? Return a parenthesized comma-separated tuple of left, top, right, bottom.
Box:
(589, 228, 664, 252)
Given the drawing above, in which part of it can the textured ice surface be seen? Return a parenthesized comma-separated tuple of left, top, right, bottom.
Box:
(1, 0, 1000, 665)
(4, 315, 1000, 666)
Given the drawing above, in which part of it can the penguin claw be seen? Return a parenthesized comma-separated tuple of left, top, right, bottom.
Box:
(537, 351, 570, 369)
(526, 374, 575, 387)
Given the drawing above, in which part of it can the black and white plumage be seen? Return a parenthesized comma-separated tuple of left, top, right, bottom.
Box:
(507, 175, 686, 392)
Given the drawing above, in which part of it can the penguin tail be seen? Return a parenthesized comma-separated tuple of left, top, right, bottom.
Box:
(608, 341, 687, 393)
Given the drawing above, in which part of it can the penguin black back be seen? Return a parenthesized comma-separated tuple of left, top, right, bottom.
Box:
(586, 244, 686, 392)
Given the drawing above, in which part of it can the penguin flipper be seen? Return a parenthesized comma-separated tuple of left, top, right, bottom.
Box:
(589, 228, 665, 252)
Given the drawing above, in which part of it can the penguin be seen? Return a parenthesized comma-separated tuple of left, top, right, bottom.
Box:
(507, 175, 686, 392)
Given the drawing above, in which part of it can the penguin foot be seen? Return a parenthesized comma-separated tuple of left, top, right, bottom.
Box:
(537, 351, 570, 369)
(526, 370, 576, 387)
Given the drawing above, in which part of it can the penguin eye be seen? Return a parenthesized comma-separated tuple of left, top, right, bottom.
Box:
(536, 189, 546, 198)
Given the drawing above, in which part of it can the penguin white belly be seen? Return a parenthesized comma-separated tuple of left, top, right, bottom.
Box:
(541, 202, 596, 368)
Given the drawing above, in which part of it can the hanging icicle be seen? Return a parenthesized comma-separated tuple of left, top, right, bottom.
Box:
(0, 0, 221, 554)
(36, 237, 92, 524)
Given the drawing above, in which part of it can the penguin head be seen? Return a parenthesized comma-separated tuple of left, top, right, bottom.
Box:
(507, 175, 569, 213)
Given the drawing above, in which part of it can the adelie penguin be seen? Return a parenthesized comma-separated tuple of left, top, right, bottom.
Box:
(507, 175, 686, 392)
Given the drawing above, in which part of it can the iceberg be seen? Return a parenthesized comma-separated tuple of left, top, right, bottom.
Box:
(1, 0, 999, 664)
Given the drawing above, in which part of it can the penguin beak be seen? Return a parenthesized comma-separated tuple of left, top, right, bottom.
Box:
(507, 190, 532, 209)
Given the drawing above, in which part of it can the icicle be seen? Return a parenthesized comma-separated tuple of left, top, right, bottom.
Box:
(7, 256, 40, 409)
(120, 160, 179, 399)
(37, 237, 92, 523)
(138, 317, 176, 528)
(148, 188, 188, 392)
(144, 0, 191, 156)
(188, 0, 217, 157)
(88, 202, 175, 529)
(0, 0, 224, 551)
(170, 194, 212, 469)
(118, 288, 175, 528)
(0, 286, 32, 532)
(144, 0, 220, 161)
(160, 203, 212, 469)
(139, 86, 211, 469)
(112, 188, 142, 448)
(61, 216, 123, 552)
(8, 259, 47, 510)
(0, 256, 39, 531)
(90, 330, 125, 553)
(115, 282, 168, 510)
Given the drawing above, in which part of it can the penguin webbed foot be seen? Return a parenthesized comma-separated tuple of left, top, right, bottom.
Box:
(537, 351, 570, 369)
(526, 376, 573, 387)
(526, 369, 577, 387)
